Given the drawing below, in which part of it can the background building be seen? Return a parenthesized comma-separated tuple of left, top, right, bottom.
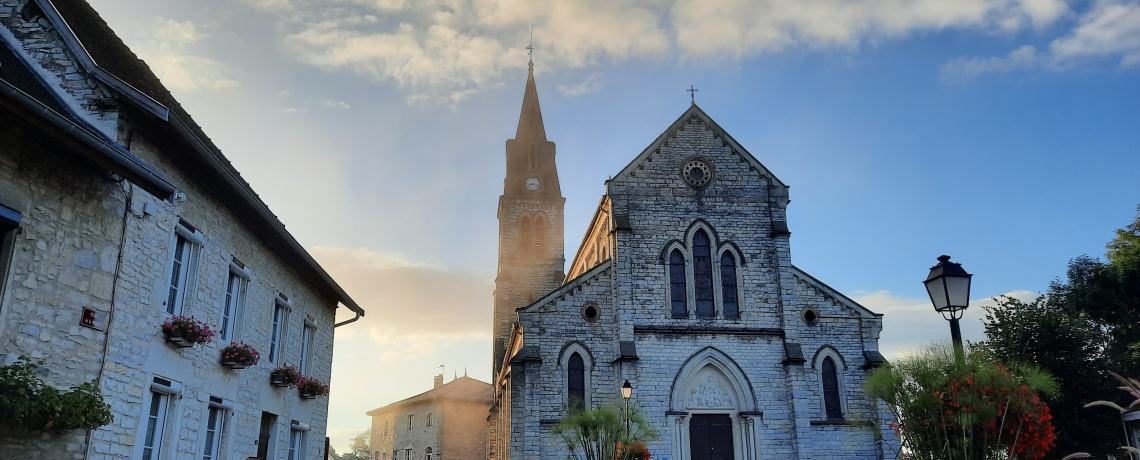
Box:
(0, 0, 364, 458)
(368, 375, 493, 460)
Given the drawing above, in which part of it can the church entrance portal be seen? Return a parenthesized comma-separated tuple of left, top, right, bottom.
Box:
(689, 414, 735, 460)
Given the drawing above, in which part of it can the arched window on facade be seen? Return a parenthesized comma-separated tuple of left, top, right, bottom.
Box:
(426, 413, 433, 426)
(425, 447, 432, 460)
(518, 215, 531, 253)
(822, 356, 843, 419)
(534, 215, 547, 253)
(669, 249, 687, 317)
(567, 352, 585, 412)
(693, 230, 714, 317)
(721, 252, 739, 318)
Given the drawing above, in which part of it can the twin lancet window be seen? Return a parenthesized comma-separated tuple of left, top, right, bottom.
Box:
(517, 214, 547, 254)
(668, 227, 740, 319)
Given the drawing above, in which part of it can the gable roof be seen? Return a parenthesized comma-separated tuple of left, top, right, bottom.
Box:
(791, 265, 880, 318)
(521, 259, 612, 314)
(365, 376, 493, 415)
(612, 103, 787, 189)
(24, 0, 363, 316)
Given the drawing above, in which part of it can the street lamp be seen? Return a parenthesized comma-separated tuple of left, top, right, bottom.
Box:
(923, 255, 973, 364)
(621, 380, 633, 435)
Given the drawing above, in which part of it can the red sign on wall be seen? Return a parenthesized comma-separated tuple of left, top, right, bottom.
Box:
(80, 308, 108, 331)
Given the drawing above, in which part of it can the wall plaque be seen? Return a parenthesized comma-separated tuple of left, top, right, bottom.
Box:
(80, 308, 108, 331)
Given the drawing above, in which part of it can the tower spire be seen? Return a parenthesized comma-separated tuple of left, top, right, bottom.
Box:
(515, 56, 546, 142)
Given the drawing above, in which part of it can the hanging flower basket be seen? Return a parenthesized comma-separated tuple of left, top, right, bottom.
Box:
(219, 342, 259, 369)
(297, 377, 329, 400)
(269, 366, 302, 388)
(162, 316, 213, 348)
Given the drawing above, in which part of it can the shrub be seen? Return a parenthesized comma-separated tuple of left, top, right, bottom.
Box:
(0, 357, 112, 432)
(219, 342, 259, 367)
(865, 342, 1058, 460)
(551, 402, 657, 460)
(161, 316, 214, 345)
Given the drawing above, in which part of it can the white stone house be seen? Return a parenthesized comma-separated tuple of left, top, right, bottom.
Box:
(490, 64, 896, 459)
(0, 1, 364, 459)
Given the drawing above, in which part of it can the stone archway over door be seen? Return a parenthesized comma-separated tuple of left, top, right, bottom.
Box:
(669, 348, 760, 460)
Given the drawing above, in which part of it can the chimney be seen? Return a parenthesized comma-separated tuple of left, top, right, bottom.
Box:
(434, 374, 443, 388)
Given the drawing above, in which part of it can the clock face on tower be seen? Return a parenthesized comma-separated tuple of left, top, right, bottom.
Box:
(526, 177, 540, 191)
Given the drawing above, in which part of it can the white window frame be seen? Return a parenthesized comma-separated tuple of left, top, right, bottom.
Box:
(812, 347, 849, 419)
(201, 406, 224, 460)
(299, 316, 316, 375)
(164, 220, 203, 316)
(560, 342, 593, 410)
(269, 295, 291, 364)
(426, 413, 433, 427)
(407, 414, 414, 431)
(287, 429, 304, 460)
(220, 261, 250, 342)
(137, 376, 182, 460)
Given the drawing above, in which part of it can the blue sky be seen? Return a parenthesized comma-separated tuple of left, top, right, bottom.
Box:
(88, 0, 1139, 450)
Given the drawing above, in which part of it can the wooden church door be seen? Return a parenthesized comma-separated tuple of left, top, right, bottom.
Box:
(688, 414, 735, 460)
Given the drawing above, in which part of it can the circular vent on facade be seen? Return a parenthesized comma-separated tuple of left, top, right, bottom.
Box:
(681, 158, 714, 188)
(581, 303, 600, 322)
(802, 307, 820, 326)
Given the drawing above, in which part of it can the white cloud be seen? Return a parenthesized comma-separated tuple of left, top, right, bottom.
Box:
(941, 0, 1140, 81)
(130, 18, 240, 92)
(853, 289, 1039, 359)
(557, 72, 604, 96)
(264, 0, 1069, 104)
(309, 246, 494, 343)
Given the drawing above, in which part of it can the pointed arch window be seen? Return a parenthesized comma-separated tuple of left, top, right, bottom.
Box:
(669, 249, 687, 317)
(534, 215, 547, 253)
(567, 352, 585, 412)
(721, 252, 739, 318)
(693, 231, 714, 318)
(822, 356, 843, 419)
(518, 215, 531, 253)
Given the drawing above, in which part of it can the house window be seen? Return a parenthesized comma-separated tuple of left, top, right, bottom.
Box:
(393, 451, 398, 460)
(202, 405, 226, 460)
(220, 269, 247, 342)
(407, 414, 414, 430)
(425, 447, 432, 460)
(165, 219, 202, 315)
(141, 391, 170, 460)
(518, 215, 531, 253)
(426, 413, 433, 427)
(257, 412, 277, 459)
(567, 352, 585, 411)
(299, 323, 315, 375)
(822, 356, 843, 419)
(405, 449, 412, 460)
(269, 299, 287, 363)
(720, 252, 739, 318)
(288, 429, 304, 460)
(692, 230, 714, 317)
(0, 203, 20, 302)
(669, 249, 687, 317)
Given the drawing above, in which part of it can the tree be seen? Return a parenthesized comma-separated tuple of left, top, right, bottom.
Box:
(551, 403, 657, 460)
(334, 429, 371, 460)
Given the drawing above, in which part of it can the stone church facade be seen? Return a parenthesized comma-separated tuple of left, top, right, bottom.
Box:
(490, 64, 895, 460)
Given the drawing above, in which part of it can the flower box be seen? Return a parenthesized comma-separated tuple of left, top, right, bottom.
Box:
(162, 316, 213, 348)
(296, 377, 329, 400)
(270, 366, 301, 388)
(219, 342, 259, 369)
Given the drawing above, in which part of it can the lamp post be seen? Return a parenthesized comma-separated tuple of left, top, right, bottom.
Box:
(621, 380, 633, 436)
(923, 255, 973, 364)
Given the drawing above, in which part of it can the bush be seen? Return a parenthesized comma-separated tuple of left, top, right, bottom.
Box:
(0, 357, 112, 432)
(865, 342, 1058, 460)
(551, 402, 657, 460)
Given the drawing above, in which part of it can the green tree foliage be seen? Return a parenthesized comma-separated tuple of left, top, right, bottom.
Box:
(981, 207, 1140, 458)
(332, 429, 371, 460)
(866, 342, 1058, 460)
(0, 357, 113, 432)
(552, 402, 657, 460)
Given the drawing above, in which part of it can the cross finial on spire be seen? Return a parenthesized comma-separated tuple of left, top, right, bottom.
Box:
(687, 85, 698, 105)
(526, 21, 535, 72)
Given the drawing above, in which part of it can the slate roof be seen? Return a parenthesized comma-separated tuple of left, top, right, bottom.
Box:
(366, 377, 493, 415)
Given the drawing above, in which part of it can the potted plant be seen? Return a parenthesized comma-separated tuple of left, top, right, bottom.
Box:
(269, 366, 302, 388)
(161, 316, 213, 348)
(297, 377, 329, 399)
(219, 342, 259, 369)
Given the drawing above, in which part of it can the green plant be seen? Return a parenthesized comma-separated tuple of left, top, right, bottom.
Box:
(297, 377, 330, 397)
(865, 342, 1058, 460)
(1061, 372, 1140, 459)
(219, 342, 260, 367)
(162, 316, 214, 345)
(270, 366, 302, 387)
(551, 402, 657, 460)
(0, 357, 112, 432)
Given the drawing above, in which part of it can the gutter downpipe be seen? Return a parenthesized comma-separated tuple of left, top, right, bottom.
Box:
(334, 307, 362, 328)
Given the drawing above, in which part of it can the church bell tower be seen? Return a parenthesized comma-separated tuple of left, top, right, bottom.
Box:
(492, 60, 565, 373)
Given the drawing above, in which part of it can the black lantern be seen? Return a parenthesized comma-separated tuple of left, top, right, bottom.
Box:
(923, 255, 972, 363)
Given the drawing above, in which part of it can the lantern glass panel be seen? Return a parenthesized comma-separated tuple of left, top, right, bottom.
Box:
(946, 276, 971, 308)
(925, 278, 949, 311)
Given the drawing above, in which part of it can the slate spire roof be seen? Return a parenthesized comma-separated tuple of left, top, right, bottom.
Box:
(514, 61, 546, 142)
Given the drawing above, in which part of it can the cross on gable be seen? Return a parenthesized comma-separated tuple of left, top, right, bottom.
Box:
(687, 85, 698, 105)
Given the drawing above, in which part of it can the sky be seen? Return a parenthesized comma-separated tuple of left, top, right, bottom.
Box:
(85, 0, 1139, 452)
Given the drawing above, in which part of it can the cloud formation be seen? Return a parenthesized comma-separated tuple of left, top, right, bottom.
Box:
(310, 246, 494, 343)
(942, 0, 1140, 82)
(130, 18, 240, 91)
(557, 72, 603, 96)
(257, 0, 1076, 103)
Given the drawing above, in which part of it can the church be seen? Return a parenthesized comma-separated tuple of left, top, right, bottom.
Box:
(488, 60, 896, 460)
